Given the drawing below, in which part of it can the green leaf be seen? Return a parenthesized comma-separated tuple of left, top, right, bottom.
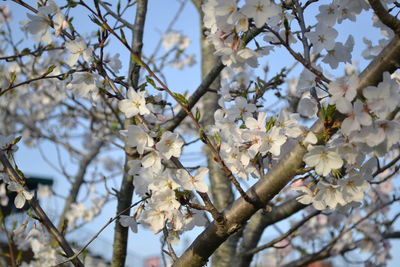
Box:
(199, 128, 207, 143)
(195, 107, 201, 121)
(134, 117, 141, 126)
(21, 48, 31, 56)
(11, 136, 22, 145)
(117, 0, 121, 14)
(9, 72, 16, 84)
(214, 132, 221, 147)
(145, 76, 157, 89)
(66, 0, 78, 7)
(42, 65, 56, 76)
(15, 168, 25, 179)
(111, 121, 119, 131)
(16, 251, 23, 264)
(326, 104, 336, 120)
(173, 93, 188, 106)
(265, 117, 276, 131)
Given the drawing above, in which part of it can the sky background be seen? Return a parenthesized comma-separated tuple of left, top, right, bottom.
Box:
(2, 0, 400, 266)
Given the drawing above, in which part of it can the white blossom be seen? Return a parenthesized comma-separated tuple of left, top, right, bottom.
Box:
(329, 75, 359, 114)
(119, 215, 138, 233)
(313, 181, 346, 210)
(118, 88, 150, 118)
(241, 0, 281, 28)
(305, 24, 338, 54)
(176, 167, 209, 193)
(303, 145, 343, 176)
(65, 38, 93, 66)
(122, 125, 154, 154)
(7, 182, 33, 209)
(258, 126, 287, 156)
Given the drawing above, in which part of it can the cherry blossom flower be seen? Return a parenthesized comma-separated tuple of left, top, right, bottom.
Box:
(148, 169, 180, 192)
(155, 131, 184, 160)
(119, 215, 138, 233)
(328, 75, 359, 114)
(303, 145, 343, 176)
(258, 126, 287, 156)
(152, 189, 181, 211)
(291, 186, 314, 205)
(298, 96, 318, 118)
(316, 3, 338, 26)
(7, 182, 33, 209)
(107, 53, 122, 73)
(305, 24, 338, 54)
(118, 87, 150, 118)
(313, 181, 346, 210)
(241, 0, 281, 28)
(65, 38, 93, 66)
(323, 35, 354, 69)
(341, 99, 372, 136)
(24, 7, 55, 43)
(176, 167, 209, 193)
(275, 110, 302, 138)
(122, 125, 154, 155)
(215, 0, 238, 23)
(138, 203, 167, 234)
(363, 72, 400, 119)
(339, 173, 370, 203)
(67, 72, 99, 97)
(226, 96, 257, 120)
(245, 112, 267, 131)
(53, 12, 68, 37)
(303, 131, 318, 148)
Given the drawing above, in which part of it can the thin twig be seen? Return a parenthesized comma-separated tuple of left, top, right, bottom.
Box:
(0, 151, 84, 267)
(55, 196, 149, 266)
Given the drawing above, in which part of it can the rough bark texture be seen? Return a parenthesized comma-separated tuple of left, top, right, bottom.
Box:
(172, 36, 400, 267)
(192, 1, 237, 267)
(111, 1, 148, 266)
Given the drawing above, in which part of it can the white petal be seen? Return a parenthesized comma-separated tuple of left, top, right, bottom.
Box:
(14, 193, 26, 209)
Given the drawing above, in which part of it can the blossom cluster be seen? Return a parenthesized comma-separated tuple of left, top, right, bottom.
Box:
(293, 71, 400, 210)
(117, 92, 208, 236)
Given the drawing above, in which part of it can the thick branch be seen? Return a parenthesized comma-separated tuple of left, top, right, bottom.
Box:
(191, 1, 237, 266)
(172, 36, 400, 267)
(111, 1, 148, 267)
(368, 0, 400, 35)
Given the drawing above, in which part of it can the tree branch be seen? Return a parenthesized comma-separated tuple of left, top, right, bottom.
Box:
(233, 198, 307, 267)
(368, 0, 400, 35)
(0, 152, 84, 267)
(111, 1, 148, 266)
(172, 35, 400, 267)
(244, 210, 320, 255)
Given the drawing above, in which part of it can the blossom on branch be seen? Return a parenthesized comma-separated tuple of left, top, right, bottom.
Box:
(118, 87, 150, 118)
(303, 145, 343, 176)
